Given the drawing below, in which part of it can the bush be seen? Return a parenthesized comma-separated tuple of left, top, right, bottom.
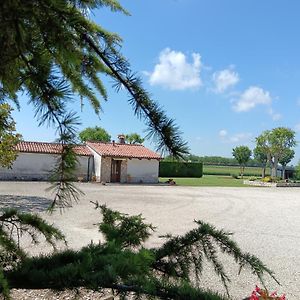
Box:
(262, 176, 272, 182)
(159, 161, 203, 178)
(262, 176, 281, 183)
(248, 176, 257, 181)
(231, 174, 239, 179)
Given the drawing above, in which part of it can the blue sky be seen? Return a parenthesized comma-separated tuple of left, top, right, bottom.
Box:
(13, 0, 300, 163)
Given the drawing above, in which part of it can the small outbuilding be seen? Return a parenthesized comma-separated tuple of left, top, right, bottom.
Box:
(87, 140, 161, 183)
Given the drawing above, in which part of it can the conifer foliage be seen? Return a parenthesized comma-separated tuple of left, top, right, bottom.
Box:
(3, 205, 277, 299)
(0, 209, 65, 297)
(0, 0, 188, 159)
(1, 0, 189, 207)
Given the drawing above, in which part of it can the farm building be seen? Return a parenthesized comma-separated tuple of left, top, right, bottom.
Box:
(0, 141, 93, 181)
(0, 138, 161, 183)
(86, 139, 161, 183)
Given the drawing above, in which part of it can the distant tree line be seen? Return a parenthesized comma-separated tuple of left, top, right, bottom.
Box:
(164, 127, 297, 180)
(163, 154, 265, 167)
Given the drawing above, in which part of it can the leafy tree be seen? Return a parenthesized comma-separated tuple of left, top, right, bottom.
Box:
(79, 126, 111, 143)
(278, 148, 295, 179)
(125, 133, 144, 144)
(253, 146, 268, 178)
(256, 127, 296, 178)
(294, 160, 300, 180)
(4, 205, 278, 299)
(232, 146, 252, 178)
(0, 103, 22, 168)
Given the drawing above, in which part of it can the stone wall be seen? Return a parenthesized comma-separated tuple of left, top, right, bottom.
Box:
(120, 160, 128, 183)
(100, 156, 112, 183)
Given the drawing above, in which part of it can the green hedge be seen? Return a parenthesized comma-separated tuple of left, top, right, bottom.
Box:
(159, 161, 203, 178)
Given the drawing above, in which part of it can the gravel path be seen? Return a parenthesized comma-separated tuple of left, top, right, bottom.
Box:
(0, 182, 299, 299)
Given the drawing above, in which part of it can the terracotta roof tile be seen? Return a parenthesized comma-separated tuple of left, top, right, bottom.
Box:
(16, 141, 92, 156)
(87, 142, 161, 160)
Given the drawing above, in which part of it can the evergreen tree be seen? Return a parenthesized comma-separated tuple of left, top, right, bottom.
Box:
(0, 209, 65, 297)
(0, 0, 188, 159)
(3, 205, 278, 300)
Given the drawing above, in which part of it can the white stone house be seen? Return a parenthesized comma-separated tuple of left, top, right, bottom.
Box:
(0, 141, 93, 181)
(87, 140, 161, 183)
(0, 140, 162, 183)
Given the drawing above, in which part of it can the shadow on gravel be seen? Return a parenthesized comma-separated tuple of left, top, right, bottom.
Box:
(0, 195, 52, 212)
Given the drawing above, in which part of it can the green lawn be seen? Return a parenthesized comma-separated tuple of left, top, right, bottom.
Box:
(203, 165, 268, 176)
(160, 175, 248, 187)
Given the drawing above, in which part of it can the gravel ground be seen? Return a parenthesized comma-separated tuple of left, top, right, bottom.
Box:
(0, 182, 299, 299)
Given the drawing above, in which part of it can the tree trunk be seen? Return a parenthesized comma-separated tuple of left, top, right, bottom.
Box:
(240, 166, 244, 178)
(261, 166, 266, 178)
(271, 157, 278, 178)
(282, 165, 286, 179)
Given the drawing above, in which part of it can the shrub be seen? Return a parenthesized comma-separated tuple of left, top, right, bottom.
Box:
(248, 176, 257, 181)
(262, 176, 281, 183)
(231, 174, 239, 179)
(262, 176, 272, 182)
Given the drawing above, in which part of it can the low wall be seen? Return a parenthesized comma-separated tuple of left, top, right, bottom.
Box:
(243, 180, 276, 187)
(244, 180, 300, 187)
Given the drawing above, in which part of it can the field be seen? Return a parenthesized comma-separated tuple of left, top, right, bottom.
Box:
(159, 165, 268, 187)
(203, 165, 269, 176)
(160, 175, 246, 187)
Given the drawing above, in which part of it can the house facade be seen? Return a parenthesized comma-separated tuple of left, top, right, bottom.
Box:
(0, 141, 93, 181)
(87, 140, 161, 183)
(0, 139, 161, 183)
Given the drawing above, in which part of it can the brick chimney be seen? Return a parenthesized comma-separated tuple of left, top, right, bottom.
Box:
(117, 134, 126, 144)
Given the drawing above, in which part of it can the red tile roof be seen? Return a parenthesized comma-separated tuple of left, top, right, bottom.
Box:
(87, 142, 161, 160)
(16, 141, 92, 156)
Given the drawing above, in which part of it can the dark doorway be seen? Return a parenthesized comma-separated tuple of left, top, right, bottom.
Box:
(111, 160, 121, 182)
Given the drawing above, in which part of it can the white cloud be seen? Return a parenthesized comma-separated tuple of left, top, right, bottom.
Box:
(212, 68, 239, 93)
(268, 108, 282, 121)
(233, 86, 272, 112)
(294, 123, 300, 133)
(219, 129, 228, 137)
(229, 132, 252, 143)
(148, 48, 202, 90)
(219, 130, 252, 143)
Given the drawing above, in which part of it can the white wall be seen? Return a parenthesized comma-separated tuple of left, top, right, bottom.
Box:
(87, 146, 102, 181)
(0, 153, 93, 181)
(127, 159, 159, 183)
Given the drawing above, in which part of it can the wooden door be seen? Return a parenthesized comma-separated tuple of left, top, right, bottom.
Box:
(111, 160, 121, 182)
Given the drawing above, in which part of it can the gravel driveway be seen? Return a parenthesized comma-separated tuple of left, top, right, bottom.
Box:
(0, 182, 299, 299)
